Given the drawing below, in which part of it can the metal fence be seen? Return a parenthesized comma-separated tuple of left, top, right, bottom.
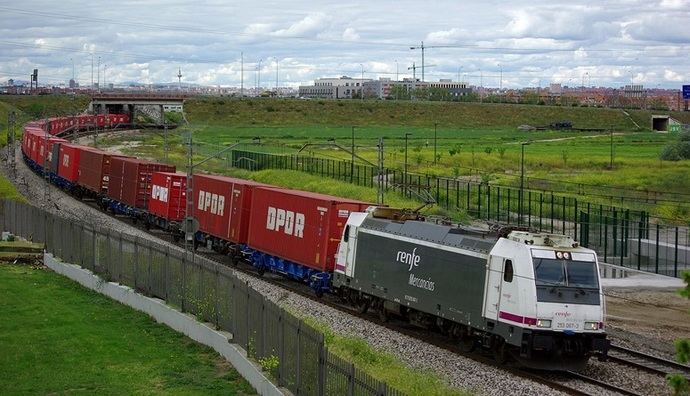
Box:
(0, 200, 404, 396)
(230, 149, 690, 277)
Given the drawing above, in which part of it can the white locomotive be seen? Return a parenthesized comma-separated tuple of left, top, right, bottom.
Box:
(333, 208, 609, 370)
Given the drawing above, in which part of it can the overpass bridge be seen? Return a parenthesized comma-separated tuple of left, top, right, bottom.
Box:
(89, 93, 190, 124)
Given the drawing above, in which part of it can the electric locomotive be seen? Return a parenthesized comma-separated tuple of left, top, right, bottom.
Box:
(333, 207, 609, 370)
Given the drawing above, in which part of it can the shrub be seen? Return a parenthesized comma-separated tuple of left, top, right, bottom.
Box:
(660, 145, 682, 161)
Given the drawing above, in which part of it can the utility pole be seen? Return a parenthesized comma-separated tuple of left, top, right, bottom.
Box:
(177, 67, 183, 90)
(395, 60, 399, 100)
(275, 58, 279, 94)
(377, 137, 384, 205)
(351, 126, 356, 182)
(161, 105, 168, 162)
(360, 64, 364, 101)
(257, 59, 262, 95)
(520, 141, 530, 225)
(240, 52, 244, 98)
(97, 56, 101, 92)
(91, 54, 94, 89)
(7, 111, 15, 178)
(404, 133, 412, 191)
(609, 128, 614, 169)
(434, 122, 438, 164)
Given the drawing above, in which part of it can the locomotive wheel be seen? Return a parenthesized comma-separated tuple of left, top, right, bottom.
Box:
(315, 289, 324, 298)
(257, 267, 265, 277)
(460, 336, 476, 353)
(492, 339, 508, 364)
(231, 254, 240, 266)
(377, 304, 389, 323)
(356, 299, 370, 314)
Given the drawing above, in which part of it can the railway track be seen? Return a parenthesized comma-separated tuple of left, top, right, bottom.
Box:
(12, 148, 672, 396)
(605, 344, 690, 379)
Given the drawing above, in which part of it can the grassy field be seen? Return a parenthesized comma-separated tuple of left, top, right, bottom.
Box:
(0, 263, 255, 395)
(177, 98, 690, 220)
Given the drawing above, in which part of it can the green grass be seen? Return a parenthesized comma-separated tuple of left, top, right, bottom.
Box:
(301, 316, 471, 396)
(0, 264, 256, 395)
(0, 175, 24, 202)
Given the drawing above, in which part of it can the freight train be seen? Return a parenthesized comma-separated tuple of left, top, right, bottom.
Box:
(19, 114, 609, 370)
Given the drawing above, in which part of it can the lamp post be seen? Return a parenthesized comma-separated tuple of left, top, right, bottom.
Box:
(360, 63, 364, 101)
(433, 122, 438, 164)
(404, 132, 412, 191)
(520, 141, 531, 225)
(351, 126, 356, 182)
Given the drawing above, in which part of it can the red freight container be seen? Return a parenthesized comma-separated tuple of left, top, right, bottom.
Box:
(78, 148, 129, 194)
(108, 157, 176, 209)
(193, 174, 268, 244)
(47, 136, 68, 174)
(247, 187, 371, 272)
(24, 128, 45, 165)
(149, 172, 187, 222)
(57, 143, 83, 183)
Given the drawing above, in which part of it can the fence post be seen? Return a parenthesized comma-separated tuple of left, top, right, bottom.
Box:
(296, 321, 302, 394)
(674, 227, 679, 278)
(318, 336, 326, 396)
(637, 221, 643, 270)
(348, 363, 355, 396)
(655, 224, 660, 274)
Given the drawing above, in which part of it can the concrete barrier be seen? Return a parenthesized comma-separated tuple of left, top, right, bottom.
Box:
(44, 253, 286, 396)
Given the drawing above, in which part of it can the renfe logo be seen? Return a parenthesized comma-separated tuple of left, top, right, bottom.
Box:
(197, 190, 225, 216)
(152, 185, 169, 203)
(266, 206, 305, 238)
(396, 247, 420, 271)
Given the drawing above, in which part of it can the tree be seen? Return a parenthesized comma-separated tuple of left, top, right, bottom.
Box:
(667, 270, 690, 396)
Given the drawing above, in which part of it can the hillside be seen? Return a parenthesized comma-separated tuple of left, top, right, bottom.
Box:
(185, 97, 690, 131)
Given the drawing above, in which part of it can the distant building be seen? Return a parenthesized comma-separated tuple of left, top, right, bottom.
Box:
(624, 84, 644, 98)
(298, 76, 372, 99)
(428, 79, 472, 98)
(7, 79, 14, 86)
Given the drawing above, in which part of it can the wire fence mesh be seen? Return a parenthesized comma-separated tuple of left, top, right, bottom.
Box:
(230, 149, 689, 277)
(0, 199, 405, 396)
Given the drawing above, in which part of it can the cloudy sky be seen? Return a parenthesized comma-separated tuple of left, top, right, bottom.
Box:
(1, 0, 689, 89)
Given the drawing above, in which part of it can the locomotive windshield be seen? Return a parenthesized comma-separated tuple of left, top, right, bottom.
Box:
(533, 258, 600, 304)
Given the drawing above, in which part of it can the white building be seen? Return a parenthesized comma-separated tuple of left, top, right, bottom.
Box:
(299, 76, 372, 99)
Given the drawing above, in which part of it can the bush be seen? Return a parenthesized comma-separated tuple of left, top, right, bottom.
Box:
(660, 145, 682, 161)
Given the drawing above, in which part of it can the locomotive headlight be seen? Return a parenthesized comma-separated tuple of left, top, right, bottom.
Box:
(584, 321, 599, 330)
(536, 319, 552, 328)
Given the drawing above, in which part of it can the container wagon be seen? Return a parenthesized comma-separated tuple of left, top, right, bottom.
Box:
(192, 174, 268, 257)
(244, 187, 371, 294)
(106, 157, 175, 219)
(147, 171, 187, 235)
(77, 147, 129, 199)
(55, 143, 83, 190)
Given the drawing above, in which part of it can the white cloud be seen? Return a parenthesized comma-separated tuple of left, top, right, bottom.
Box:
(273, 13, 330, 37)
(342, 27, 360, 41)
(664, 69, 685, 81)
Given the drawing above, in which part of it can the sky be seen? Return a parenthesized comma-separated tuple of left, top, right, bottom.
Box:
(1, 0, 689, 89)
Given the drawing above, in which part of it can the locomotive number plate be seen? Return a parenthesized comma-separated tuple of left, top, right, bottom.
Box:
(555, 321, 580, 330)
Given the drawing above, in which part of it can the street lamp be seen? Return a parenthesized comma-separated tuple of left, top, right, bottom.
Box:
(351, 126, 356, 182)
(433, 122, 438, 164)
(257, 59, 263, 95)
(360, 63, 364, 101)
(520, 141, 531, 225)
(404, 132, 412, 189)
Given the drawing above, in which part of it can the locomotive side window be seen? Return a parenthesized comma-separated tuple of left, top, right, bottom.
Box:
(343, 225, 350, 242)
(503, 260, 513, 283)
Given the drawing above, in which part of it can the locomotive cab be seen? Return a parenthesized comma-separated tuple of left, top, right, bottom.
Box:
(482, 231, 608, 370)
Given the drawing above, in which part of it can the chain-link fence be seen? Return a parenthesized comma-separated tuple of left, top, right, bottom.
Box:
(0, 199, 404, 396)
(230, 149, 690, 277)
